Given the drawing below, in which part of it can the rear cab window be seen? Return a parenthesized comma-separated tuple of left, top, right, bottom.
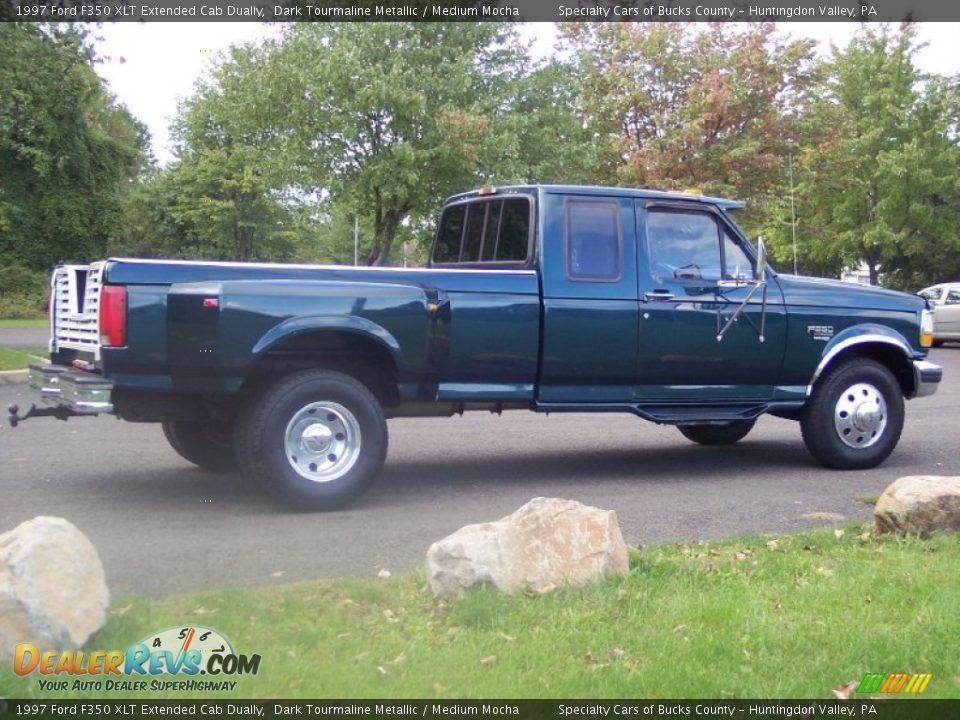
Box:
(431, 196, 532, 267)
(565, 200, 622, 282)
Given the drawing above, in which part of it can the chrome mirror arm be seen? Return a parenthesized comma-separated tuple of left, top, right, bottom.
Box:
(716, 280, 767, 343)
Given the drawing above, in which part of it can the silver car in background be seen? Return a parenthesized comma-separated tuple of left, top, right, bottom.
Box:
(919, 283, 960, 346)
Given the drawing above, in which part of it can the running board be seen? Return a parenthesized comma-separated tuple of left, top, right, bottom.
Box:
(534, 402, 769, 424)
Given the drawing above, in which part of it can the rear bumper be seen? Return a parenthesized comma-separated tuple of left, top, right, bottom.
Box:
(28, 363, 114, 414)
(911, 359, 942, 399)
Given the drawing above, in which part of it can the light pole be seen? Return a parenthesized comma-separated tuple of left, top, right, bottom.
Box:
(789, 153, 798, 275)
(354, 216, 359, 266)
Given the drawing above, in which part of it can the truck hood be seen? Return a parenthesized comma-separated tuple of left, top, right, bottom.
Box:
(774, 274, 925, 313)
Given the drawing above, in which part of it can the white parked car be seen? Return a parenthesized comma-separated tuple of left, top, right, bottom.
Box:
(919, 283, 960, 345)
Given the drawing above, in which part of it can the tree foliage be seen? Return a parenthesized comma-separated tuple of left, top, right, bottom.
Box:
(0, 23, 147, 271)
(240, 23, 588, 264)
(784, 25, 960, 287)
(561, 23, 817, 232)
(114, 42, 317, 262)
(270, 24, 509, 264)
(6, 21, 958, 293)
(122, 23, 589, 266)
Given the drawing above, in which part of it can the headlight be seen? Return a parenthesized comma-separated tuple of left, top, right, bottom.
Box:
(920, 308, 934, 348)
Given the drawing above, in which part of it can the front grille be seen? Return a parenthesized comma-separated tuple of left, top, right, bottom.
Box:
(52, 262, 105, 358)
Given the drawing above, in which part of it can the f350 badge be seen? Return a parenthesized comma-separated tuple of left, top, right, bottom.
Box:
(807, 325, 835, 341)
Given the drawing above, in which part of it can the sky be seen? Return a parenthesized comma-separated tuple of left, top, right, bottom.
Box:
(92, 22, 960, 167)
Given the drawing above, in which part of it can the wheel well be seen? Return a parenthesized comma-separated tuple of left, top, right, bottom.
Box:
(242, 331, 400, 404)
(818, 343, 914, 396)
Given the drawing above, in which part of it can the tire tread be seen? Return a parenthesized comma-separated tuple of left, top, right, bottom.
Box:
(800, 358, 904, 470)
(234, 368, 387, 510)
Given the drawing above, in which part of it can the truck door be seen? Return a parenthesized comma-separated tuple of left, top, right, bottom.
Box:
(538, 193, 639, 402)
(634, 200, 787, 402)
(937, 288, 960, 338)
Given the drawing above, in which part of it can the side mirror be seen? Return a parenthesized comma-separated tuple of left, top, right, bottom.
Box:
(718, 236, 770, 343)
(755, 236, 767, 281)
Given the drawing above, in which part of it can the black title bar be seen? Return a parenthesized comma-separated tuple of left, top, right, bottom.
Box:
(1, 0, 959, 22)
(2, 700, 960, 720)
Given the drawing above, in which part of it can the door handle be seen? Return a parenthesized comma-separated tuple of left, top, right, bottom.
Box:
(643, 290, 675, 302)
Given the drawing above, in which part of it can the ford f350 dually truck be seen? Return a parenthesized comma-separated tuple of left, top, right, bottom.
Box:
(11, 185, 942, 510)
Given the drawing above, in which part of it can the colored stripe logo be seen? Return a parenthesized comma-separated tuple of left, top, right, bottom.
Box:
(857, 672, 932, 694)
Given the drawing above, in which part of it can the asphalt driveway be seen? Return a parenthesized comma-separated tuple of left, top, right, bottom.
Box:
(1, 348, 957, 598)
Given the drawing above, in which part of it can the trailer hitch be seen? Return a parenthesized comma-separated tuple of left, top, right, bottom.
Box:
(7, 403, 73, 427)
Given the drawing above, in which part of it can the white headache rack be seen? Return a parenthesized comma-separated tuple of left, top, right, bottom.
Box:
(51, 262, 105, 360)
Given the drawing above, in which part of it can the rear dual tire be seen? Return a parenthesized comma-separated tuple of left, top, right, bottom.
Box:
(234, 369, 388, 511)
(162, 419, 238, 473)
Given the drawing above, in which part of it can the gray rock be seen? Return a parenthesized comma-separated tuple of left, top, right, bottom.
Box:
(0, 517, 110, 661)
(426, 497, 629, 597)
(874, 475, 960, 536)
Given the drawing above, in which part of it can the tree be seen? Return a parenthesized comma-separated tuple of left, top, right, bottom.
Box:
(0, 23, 147, 270)
(246, 23, 587, 265)
(112, 159, 302, 262)
(120, 23, 595, 266)
(114, 43, 307, 262)
(787, 25, 960, 287)
(169, 44, 301, 261)
(472, 59, 600, 188)
(561, 23, 817, 233)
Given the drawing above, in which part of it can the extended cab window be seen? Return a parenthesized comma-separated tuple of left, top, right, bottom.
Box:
(432, 197, 530, 265)
(647, 209, 752, 282)
(566, 200, 621, 281)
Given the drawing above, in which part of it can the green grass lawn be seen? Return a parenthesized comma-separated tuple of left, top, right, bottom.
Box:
(0, 317, 46, 329)
(2, 526, 957, 700)
(0, 346, 46, 371)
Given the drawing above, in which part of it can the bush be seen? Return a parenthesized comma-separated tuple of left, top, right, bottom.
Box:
(0, 265, 48, 319)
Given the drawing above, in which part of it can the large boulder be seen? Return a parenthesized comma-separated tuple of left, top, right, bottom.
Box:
(874, 476, 960, 536)
(0, 517, 110, 661)
(426, 497, 629, 597)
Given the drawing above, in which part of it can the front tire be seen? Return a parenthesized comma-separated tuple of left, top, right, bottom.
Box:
(800, 358, 904, 469)
(678, 420, 755, 446)
(162, 420, 238, 473)
(234, 369, 387, 511)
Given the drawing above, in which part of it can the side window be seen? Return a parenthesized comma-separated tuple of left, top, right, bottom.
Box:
(647, 211, 752, 282)
(566, 200, 621, 281)
(431, 197, 530, 265)
(946, 290, 960, 305)
(647, 211, 722, 282)
(723, 228, 754, 280)
(434, 204, 465, 263)
(920, 287, 943, 302)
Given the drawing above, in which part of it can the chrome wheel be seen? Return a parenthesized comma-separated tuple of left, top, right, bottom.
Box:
(237, 369, 388, 510)
(284, 401, 362, 483)
(833, 382, 887, 449)
(802, 358, 904, 470)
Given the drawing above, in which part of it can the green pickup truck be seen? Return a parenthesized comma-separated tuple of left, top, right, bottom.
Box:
(12, 185, 942, 510)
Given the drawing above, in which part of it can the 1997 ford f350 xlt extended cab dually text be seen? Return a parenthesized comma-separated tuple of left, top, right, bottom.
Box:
(11, 185, 943, 510)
